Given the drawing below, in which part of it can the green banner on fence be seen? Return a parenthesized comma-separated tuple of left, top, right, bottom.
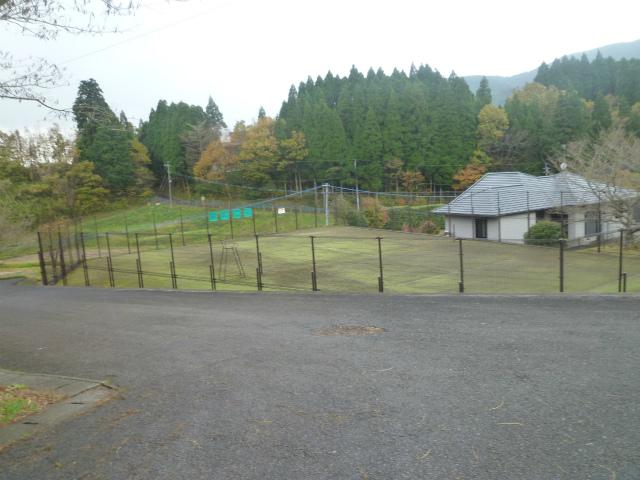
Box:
(243, 207, 253, 218)
(208, 211, 218, 222)
(232, 208, 242, 219)
(220, 210, 230, 221)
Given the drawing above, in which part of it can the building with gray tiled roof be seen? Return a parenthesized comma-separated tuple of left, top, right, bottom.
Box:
(434, 172, 636, 244)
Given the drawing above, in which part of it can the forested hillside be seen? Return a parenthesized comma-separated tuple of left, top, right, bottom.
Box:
(2, 50, 640, 239)
(274, 66, 479, 189)
(465, 38, 640, 105)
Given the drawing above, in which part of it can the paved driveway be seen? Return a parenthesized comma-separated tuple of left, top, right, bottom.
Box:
(1, 284, 639, 479)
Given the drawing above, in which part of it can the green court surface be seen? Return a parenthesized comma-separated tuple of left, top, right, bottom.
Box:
(64, 226, 640, 294)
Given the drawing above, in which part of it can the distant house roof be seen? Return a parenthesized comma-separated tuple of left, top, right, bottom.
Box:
(434, 172, 634, 217)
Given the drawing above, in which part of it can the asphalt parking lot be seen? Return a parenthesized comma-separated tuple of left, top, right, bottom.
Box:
(1, 283, 639, 479)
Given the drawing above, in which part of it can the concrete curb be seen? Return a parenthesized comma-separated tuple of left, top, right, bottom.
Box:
(0, 369, 116, 452)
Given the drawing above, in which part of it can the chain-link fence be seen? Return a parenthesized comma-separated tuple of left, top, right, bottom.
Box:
(38, 223, 639, 295)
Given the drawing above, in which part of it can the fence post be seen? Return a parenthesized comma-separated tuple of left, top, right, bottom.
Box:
(310, 235, 318, 291)
(205, 210, 211, 236)
(152, 209, 159, 250)
(254, 234, 263, 291)
(458, 238, 464, 293)
(94, 216, 102, 258)
(105, 232, 114, 288)
(273, 206, 279, 233)
(124, 214, 132, 254)
(65, 223, 73, 265)
(36, 232, 48, 286)
(559, 239, 565, 293)
(252, 212, 257, 236)
(323, 183, 330, 226)
(295, 207, 299, 230)
(58, 229, 68, 286)
(618, 229, 624, 292)
(135, 233, 144, 289)
(80, 232, 90, 286)
(229, 209, 234, 239)
(169, 233, 177, 289)
(208, 233, 217, 291)
(179, 207, 186, 246)
(377, 236, 384, 293)
(47, 229, 58, 283)
(314, 204, 319, 228)
(622, 272, 628, 293)
(74, 219, 81, 263)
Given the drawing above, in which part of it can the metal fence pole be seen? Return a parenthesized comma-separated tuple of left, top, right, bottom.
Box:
(618, 229, 624, 293)
(323, 183, 329, 226)
(169, 233, 177, 289)
(255, 234, 262, 291)
(458, 238, 464, 293)
(124, 214, 132, 254)
(94, 216, 102, 258)
(152, 209, 159, 250)
(47, 229, 59, 283)
(295, 207, 299, 230)
(273, 206, 279, 233)
(208, 233, 217, 291)
(179, 207, 186, 246)
(65, 223, 74, 265)
(252, 212, 257, 236)
(229, 209, 234, 239)
(74, 220, 81, 263)
(310, 235, 318, 291)
(559, 239, 565, 293)
(36, 232, 48, 286)
(135, 233, 144, 289)
(80, 232, 90, 286)
(377, 236, 384, 293)
(57, 229, 67, 286)
(105, 232, 114, 288)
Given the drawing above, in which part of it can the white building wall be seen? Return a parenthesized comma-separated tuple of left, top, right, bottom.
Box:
(447, 216, 474, 238)
(486, 218, 500, 240)
(446, 214, 531, 242)
(499, 213, 530, 243)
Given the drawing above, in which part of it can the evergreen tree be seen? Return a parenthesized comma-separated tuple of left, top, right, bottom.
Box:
(382, 90, 403, 160)
(72, 79, 136, 194)
(591, 94, 612, 133)
(475, 76, 492, 110)
(205, 96, 227, 130)
(138, 100, 208, 179)
(352, 107, 383, 189)
(258, 106, 266, 119)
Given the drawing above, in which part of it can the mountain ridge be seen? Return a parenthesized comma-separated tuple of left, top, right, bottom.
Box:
(464, 38, 640, 105)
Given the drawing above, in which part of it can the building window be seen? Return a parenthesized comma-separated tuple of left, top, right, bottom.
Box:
(475, 218, 488, 239)
(536, 210, 545, 222)
(585, 211, 601, 236)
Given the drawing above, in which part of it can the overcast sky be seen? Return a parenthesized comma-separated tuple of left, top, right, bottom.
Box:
(2, 0, 640, 134)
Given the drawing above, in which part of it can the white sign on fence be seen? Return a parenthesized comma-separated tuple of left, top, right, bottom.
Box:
(277, 207, 286, 215)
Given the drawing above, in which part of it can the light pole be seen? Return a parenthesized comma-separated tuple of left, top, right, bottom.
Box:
(322, 183, 330, 226)
(165, 162, 173, 208)
(354, 158, 360, 212)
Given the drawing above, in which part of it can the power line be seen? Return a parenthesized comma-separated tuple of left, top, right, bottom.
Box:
(59, 1, 236, 66)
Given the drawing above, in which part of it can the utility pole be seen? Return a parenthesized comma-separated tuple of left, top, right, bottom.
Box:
(165, 162, 173, 208)
(322, 183, 330, 226)
(354, 158, 360, 212)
